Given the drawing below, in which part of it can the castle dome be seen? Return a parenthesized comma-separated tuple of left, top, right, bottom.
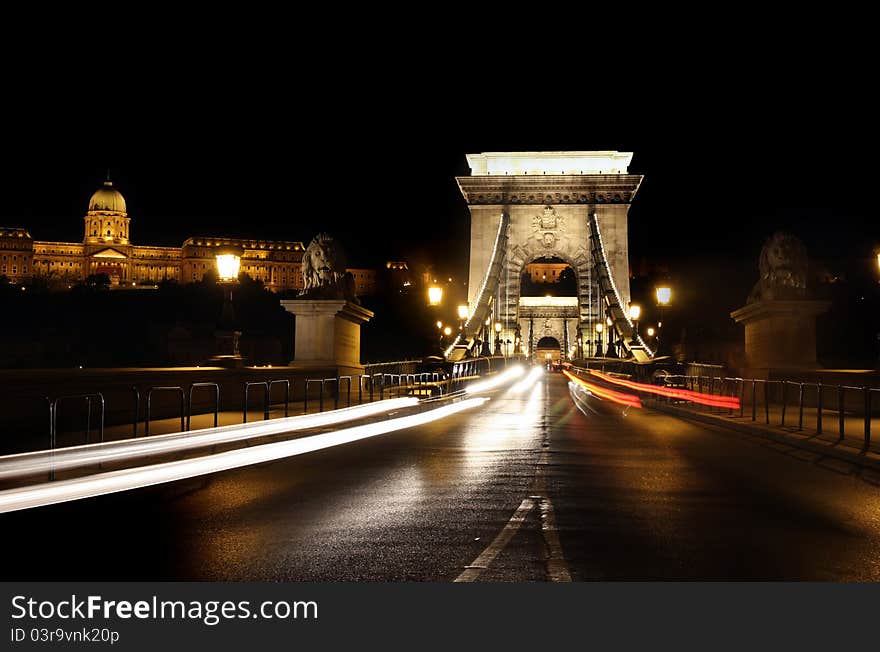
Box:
(88, 180, 127, 214)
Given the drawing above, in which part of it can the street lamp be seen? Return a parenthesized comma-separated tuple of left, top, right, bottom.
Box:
(457, 304, 468, 333)
(629, 303, 641, 345)
(647, 326, 655, 337)
(656, 286, 671, 306)
(479, 316, 491, 357)
(595, 322, 604, 357)
(494, 322, 502, 356)
(211, 244, 244, 366)
(655, 285, 672, 355)
(428, 285, 443, 306)
(605, 315, 615, 358)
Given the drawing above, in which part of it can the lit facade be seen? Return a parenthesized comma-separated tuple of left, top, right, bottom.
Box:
(0, 180, 380, 294)
(524, 262, 568, 283)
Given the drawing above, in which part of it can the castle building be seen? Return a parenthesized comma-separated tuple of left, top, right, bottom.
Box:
(524, 261, 569, 283)
(0, 179, 379, 295)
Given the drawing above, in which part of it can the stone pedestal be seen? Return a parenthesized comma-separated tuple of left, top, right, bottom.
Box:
(280, 300, 374, 376)
(730, 300, 830, 370)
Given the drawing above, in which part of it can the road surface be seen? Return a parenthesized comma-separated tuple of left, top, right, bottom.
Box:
(2, 372, 880, 581)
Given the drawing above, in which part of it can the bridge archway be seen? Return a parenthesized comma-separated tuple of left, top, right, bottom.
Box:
(535, 336, 561, 363)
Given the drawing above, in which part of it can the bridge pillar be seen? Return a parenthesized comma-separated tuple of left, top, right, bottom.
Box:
(281, 299, 374, 377)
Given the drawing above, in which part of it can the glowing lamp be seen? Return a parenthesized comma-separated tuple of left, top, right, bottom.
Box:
(494, 322, 502, 333)
(606, 316, 612, 326)
(595, 323, 603, 334)
(215, 245, 243, 282)
(443, 326, 452, 336)
(428, 286, 443, 306)
(656, 286, 672, 306)
(647, 327, 655, 337)
(457, 305, 469, 320)
(629, 304, 641, 321)
(436, 321, 443, 330)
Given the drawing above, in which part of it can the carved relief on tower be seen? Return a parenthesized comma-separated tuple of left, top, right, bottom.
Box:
(532, 206, 564, 233)
(530, 206, 567, 250)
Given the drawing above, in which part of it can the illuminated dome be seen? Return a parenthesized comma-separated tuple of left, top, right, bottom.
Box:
(88, 180, 127, 214)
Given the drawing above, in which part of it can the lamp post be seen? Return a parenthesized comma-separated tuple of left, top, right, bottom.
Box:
(629, 303, 641, 346)
(577, 325, 584, 359)
(605, 315, 615, 358)
(457, 304, 468, 333)
(595, 322, 604, 357)
(211, 244, 244, 367)
(481, 317, 492, 356)
(655, 286, 671, 355)
(494, 322, 502, 356)
(428, 286, 444, 356)
(441, 325, 452, 351)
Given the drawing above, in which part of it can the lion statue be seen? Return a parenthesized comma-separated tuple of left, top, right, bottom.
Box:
(299, 233, 358, 303)
(747, 231, 809, 303)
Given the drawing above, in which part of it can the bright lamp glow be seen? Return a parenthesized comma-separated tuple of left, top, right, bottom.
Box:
(647, 327, 655, 337)
(443, 326, 452, 336)
(656, 286, 672, 306)
(595, 323, 603, 333)
(606, 316, 612, 326)
(628, 304, 641, 321)
(494, 322, 502, 333)
(215, 254, 241, 282)
(436, 320, 443, 330)
(457, 305, 469, 320)
(428, 286, 443, 306)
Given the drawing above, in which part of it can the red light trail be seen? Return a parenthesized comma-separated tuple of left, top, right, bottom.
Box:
(563, 370, 643, 409)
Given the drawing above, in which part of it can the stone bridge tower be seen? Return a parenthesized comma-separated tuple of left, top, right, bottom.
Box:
(456, 151, 645, 359)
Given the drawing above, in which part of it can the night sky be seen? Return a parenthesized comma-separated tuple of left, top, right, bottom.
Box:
(2, 59, 875, 289)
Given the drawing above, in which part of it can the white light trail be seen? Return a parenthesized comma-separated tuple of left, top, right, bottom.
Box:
(464, 365, 524, 395)
(0, 398, 488, 514)
(0, 398, 418, 481)
(510, 366, 544, 395)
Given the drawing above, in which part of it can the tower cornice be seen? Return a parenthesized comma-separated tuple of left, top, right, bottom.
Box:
(456, 174, 643, 205)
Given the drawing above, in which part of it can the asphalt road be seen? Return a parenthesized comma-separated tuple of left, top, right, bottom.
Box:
(2, 372, 880, 581)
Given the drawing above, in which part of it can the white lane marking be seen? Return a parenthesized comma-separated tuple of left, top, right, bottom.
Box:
(454, 498, 536, 582)
(538, 497, 571, 582)
(0, 398, 488, 514)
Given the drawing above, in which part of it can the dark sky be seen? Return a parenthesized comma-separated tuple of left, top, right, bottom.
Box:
(2, 51, 875, 286)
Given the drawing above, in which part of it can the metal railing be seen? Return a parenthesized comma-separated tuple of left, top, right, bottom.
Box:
(656, 374, 880, 451)
(145, 386, 186, 436)
(187, 382, 220, 430)
(48, 393, 105, 450)
(33, 360, 496, 454)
